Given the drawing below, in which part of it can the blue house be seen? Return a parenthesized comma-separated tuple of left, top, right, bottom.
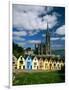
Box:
(25, 56, 32, 70)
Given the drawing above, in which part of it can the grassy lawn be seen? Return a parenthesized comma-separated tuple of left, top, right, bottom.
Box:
(13, 71, 65, 85)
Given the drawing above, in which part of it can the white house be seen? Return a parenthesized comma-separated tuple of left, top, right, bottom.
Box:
(32, 56, 38, 70)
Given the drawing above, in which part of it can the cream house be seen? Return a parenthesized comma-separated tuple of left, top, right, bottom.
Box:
(60, 60, 64, 67)
(43, 58, 49, 70)
(59, 60, 64, 70)
(32, 56, 38, 70)
(56, 61, 61, 70)
(52, 60, 57, 70)
(38, 58, 44, 70)
(47, 59, 53, 70)
(17, 56, 25, 69)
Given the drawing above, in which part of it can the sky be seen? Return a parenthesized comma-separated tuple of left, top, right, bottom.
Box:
(12, 4, 65, 50)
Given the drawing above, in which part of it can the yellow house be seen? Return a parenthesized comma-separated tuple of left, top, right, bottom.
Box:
(17, 56, 25, 69)
(32, 56, 38, 70)
(38, 57, 44, 70)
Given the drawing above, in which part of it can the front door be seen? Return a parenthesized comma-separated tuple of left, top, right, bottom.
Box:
(23, 65, 25, 69)
(27, 62, 31, 69)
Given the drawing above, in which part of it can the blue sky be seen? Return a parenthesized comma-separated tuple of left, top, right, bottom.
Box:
(13, 4, 65, 50)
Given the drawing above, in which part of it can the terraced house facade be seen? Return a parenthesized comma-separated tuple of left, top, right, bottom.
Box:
(12, 55, 64, 71)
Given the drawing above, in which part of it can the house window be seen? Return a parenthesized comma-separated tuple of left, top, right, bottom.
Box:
(19, 66, 21, 69)
(34, 62, 37, 65)
(54, 64, 56, 67)
(35, 59, 36, 61)
(20, 61, 23, 64)
(58, 64, 59, 67)
(27, 62, 30, 66)
(50, 64, 52, 70)
(57, 64, 60, 69)
(21, 57, 22, 60)
(45, 63, 47, 68)
(37, 66, 38, 69)
(28, 57, 30, 60)
(15, 66, 17, 69)
(13, 62, 15, 64)
(27, 65, 29, 68)
(40, 62, 43, 68)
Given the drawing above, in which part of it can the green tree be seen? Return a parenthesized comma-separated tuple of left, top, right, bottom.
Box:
(13, 42, 24, 58)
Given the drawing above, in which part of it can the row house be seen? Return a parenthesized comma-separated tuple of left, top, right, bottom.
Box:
(12, 55, 17, 70)
(13, 55, 64, 71)
(17, 56, 25, 69)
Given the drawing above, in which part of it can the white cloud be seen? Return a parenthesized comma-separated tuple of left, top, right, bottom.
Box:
(13, 36, 25, 41)
(51, 44, 63, 49)
(13, 30, 39, 37)
(13, 4, 53, 16)
(55, 25, 65, 35)
(28, 40, 41, 44)
(13, 4, 58, 31)
(28, 30, 39, 36)
(50, 37, 59, 41)
(42, 14, 58, 29)
(13, 31, 27, 36)
(51, 37, 65, 41)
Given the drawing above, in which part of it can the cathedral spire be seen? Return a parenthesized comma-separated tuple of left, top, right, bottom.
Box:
(47, 21, 49, 34)
(46, 22, 51, 55)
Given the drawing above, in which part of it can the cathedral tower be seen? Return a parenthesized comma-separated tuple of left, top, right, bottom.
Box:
(46, 22, 51, 55)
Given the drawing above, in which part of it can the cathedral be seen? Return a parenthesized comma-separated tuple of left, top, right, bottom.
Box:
(35, 22, 51, 55)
